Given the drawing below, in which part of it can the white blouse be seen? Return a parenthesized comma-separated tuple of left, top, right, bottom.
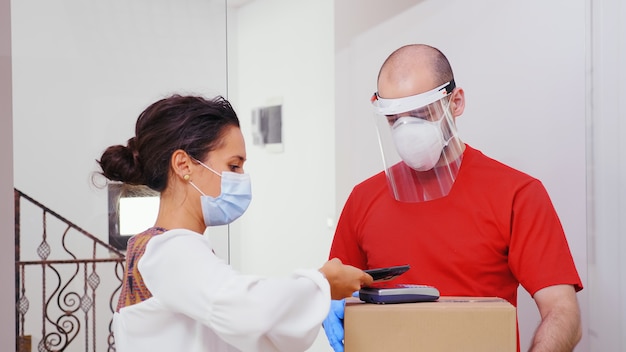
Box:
(113, 229, 331, 352)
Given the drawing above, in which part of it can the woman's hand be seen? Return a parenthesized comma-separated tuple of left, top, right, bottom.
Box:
(320, 258, 373, 300)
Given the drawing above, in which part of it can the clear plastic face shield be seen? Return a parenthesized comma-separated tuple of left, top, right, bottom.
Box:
(371, 80, 464, 202)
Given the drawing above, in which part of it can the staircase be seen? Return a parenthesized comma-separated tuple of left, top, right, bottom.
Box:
(14, 189, 125, 352)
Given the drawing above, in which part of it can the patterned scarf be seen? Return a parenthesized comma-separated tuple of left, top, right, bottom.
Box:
(116, 227, 167, 312)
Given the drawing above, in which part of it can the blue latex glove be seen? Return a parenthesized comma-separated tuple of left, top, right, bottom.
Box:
(323, 292, 359, 352)
(323, 299, 346, 352)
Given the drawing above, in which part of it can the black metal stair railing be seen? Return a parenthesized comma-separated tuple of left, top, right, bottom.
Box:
(15, 189, 125, 352)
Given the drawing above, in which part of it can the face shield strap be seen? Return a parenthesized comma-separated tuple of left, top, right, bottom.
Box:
(371, 80, 456, 116)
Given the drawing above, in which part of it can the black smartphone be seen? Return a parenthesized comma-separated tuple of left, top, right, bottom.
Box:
(364, 264, 410, 282)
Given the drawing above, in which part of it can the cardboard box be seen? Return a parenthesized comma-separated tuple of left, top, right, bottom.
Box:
(345, 296, 516, 352)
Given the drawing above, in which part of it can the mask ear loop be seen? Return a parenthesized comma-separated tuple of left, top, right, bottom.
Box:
(188, 180, 207, 196)
(187, 157, 224, 197)
(192, 157, 222, 177)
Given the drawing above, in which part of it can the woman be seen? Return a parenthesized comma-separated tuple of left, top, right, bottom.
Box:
(97, 94, 372, 352)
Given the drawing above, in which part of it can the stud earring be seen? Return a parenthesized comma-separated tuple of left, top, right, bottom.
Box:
(183, 174, 190, 181)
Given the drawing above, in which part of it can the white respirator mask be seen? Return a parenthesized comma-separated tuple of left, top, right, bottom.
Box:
(391, 114, 449, 171)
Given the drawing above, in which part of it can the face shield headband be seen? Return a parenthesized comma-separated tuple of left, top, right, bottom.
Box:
(371, 80, 456, 116)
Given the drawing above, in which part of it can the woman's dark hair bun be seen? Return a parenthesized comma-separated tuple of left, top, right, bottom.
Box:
(97, 138, 144, 185)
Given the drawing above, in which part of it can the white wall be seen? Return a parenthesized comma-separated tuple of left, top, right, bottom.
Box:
(335, 0, 589, 351)
(228, 1, 336, 350)
(587, 0, 626, 349)
(228, 0, 336, 275)
(1, 0, 15, 350)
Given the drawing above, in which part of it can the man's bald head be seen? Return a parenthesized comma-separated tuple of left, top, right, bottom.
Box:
(377, 44, 454, 98)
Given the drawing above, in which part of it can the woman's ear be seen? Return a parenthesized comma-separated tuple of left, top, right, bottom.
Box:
(171, 149, 192, 181)
(449, 87, 465, 117)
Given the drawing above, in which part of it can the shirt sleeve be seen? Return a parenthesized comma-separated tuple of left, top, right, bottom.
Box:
(138, 229, 331, 352)
(508, 180, 583, 296)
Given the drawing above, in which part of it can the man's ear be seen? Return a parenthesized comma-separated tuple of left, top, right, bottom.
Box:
(171, 149, 193, 181)
(449, 87, 465, 117)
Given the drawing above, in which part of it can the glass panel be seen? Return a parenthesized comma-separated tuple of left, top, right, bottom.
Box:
(11, 1, 227, 350)
(12, 0, 228, 248)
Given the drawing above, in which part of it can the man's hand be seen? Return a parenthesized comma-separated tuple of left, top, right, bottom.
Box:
(323, 299, 346, 352)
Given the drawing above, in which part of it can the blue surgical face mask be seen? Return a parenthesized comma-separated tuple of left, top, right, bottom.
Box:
(188, 160, 252, 227)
